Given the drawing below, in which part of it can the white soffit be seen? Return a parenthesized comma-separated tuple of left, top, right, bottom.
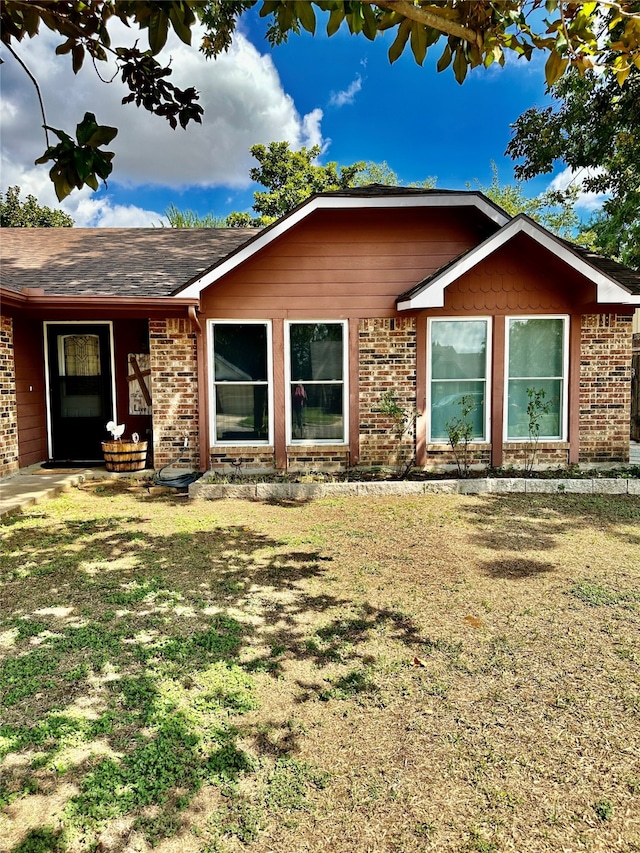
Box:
(175, 193, 510, 299)
(396, 216, 640, 310)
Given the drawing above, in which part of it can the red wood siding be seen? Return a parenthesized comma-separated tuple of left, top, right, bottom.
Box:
(430, 235, 598, 316)
(200, 208, 490, 319)
(14, 316, 47, 467)
(113, 319, 153, 453)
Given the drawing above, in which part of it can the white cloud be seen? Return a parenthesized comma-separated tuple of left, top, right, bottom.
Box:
(0, 155, 165, 226)
(1, 21, 327, 202)
(329, 75, 363, 107)
(548, 167, 608, 213)
(301, 108, 328, 152)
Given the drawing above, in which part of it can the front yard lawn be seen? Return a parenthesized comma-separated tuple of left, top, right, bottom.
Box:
(1, 483, 639, 852)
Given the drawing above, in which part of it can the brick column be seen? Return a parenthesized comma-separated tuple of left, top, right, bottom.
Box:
(580, 313, 633, 463)
(149, 318, 199, 470)
(358, 317, 417, 466)
(0, 314, 19, 478)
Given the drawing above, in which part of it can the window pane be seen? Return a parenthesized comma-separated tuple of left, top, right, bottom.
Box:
(507, 379, 561, 439)
(215, 385, 269, 441)
(63, 335, 101, 376)
(430, 381, 485, 441)
(431, 321, 487, 380)
(214, 324, 267, 382)
(290, 383, 343, 441)
(290, 323, 343, 381)
(508, 319, 563, 378)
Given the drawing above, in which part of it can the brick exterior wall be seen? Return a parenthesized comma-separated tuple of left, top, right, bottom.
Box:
(209, 449, 275, 473)
(425, 444, 492, 469)
(579, 313, 632, 463)
(149, 318, 199, 470)
(286, 447, 350, 471)
(0, 314, 19, 479)
(502, 443, 570, 468)
(150, 312, 633, 474)
(358, 318, 417, 466)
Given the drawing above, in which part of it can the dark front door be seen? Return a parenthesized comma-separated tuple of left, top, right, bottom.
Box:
(46, 323, 114, 461)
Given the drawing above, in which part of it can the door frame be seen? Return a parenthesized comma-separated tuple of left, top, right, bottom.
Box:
(43, 320, 117, 460)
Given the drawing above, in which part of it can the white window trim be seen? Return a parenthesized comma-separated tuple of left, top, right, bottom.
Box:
(503, 315, 569, 443)
(427, 317, 492, 444)
(284, 320, 349, 446)
(208, 319, 273, 447)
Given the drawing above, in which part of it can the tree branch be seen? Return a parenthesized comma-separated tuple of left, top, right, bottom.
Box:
(369, 0, 480, 45)
(4, 41, 50, 147)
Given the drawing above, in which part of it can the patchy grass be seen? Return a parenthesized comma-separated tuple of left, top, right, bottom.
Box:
(1, 482, 639, 852)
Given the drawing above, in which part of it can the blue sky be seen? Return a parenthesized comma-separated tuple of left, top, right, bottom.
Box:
(1, 7, 590, 227)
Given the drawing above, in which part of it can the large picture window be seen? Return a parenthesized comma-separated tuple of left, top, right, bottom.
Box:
(211, 322, 271, 444)
(506, 317, 567, 440)
(429, 319, 489, 442)
(286, 322, 347, 443)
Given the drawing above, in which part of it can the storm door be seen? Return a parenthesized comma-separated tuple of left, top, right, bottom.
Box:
(46, 323, 114, 461)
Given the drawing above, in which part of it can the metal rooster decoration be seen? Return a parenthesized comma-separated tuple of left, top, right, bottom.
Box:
(105, 420, 126, 440)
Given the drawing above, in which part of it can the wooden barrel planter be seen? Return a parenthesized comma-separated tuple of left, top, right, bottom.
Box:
(101, 440, 148, 472)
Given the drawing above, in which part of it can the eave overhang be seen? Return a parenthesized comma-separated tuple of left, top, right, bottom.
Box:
(1, 288, 199, 317)
(396, 215, 640, 310)
(174, 192, 511, 300)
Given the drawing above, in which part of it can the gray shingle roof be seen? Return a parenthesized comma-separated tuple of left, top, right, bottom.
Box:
(0, 228, 259, 297)
(562, 241, 640, 295)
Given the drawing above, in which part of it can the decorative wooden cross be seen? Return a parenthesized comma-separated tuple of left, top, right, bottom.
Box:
(127, 354, 152, 406)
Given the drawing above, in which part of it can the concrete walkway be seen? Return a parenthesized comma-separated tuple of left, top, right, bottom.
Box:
(0, 464, 152, 519)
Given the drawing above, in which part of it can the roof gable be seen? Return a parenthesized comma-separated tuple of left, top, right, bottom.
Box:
(174, 189, 511, 299)
(396, 214, 640, 309)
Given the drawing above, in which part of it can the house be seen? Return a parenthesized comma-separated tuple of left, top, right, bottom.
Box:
(1, 186, 639, 480)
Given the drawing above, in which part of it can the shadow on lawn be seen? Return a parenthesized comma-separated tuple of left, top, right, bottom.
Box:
(0, 494, 428, 850)
(459, 493, 640, 572)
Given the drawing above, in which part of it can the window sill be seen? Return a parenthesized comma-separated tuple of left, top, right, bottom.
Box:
(287, 444, 349, 452)
(427, 442, 491, 451)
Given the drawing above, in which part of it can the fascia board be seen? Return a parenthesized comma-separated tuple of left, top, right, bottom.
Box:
(176, 193, 510, 299)
(397, 217, 640, 310)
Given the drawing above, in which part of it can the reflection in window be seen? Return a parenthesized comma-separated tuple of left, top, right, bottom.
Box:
(507, 318, 565, 439)
(212, 323, 270, 443)
(429, 319, 488, 441)
(288, 322, 346, 442)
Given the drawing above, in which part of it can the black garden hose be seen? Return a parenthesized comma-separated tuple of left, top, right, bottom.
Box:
(154, 456, 200, 489)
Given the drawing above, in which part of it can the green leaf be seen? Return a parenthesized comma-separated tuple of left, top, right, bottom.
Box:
(327, 7, 345, 37)
(73, 148, 93, 184)
(55, 38, 74, 56)
(85, 125, 118, 148)
(346, 8, 363, 35)
(453, 47, 468, 84)
(295, 0, 316, 35)
(75, 113, 100, 146)
(72, 43, 85, 74)
(388, 19, 411, 64)
(410, 22, 428, 66)
(147, 9, 169, 54)
(436, 44, 452, 73)
(260, 1, 281, 16)
(362, 3, 377, 41)
(544, 49, 568, 86)
(168, 3, 194, 45)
